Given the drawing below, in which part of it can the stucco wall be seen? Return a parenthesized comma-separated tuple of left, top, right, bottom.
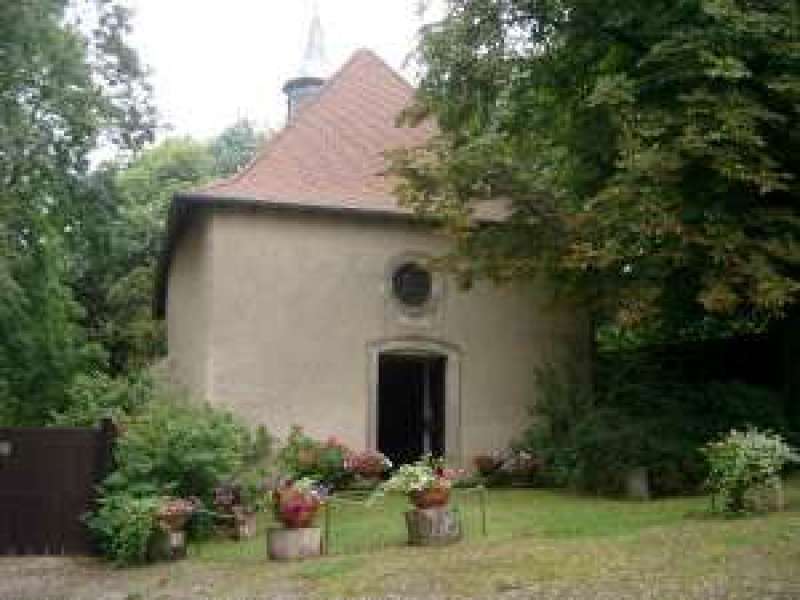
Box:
(166, 207, 590, 464)
(165, 210, 213, 400)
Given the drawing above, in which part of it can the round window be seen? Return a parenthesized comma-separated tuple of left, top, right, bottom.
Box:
(392, 262, 432, 307)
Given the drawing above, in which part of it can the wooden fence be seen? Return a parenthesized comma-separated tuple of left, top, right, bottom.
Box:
(0, 420, 115, 555)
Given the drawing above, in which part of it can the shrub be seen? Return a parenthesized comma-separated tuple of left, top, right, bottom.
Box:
(88, 383, 262, 552)
(518, 359, 791, 495)
(103, 397, 250, 504)
(86, 493, 162, 565)
(49, 371, 154, 426)
(517, 364, 593, 488)
(703, 427, 799, 513)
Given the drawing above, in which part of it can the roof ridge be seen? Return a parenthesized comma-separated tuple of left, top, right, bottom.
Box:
(200, 49, 409, 196)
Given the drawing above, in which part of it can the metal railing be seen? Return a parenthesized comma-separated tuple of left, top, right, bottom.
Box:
(322, 486, 489, 556)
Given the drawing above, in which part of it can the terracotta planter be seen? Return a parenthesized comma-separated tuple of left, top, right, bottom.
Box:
(410, 483, 451, 509)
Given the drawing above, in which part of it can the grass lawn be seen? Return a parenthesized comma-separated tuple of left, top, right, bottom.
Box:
(5, 481, 799, 600)
(179, 480, 800, 598)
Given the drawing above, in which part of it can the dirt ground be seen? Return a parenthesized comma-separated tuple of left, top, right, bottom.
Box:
(2, 533, 799, 600)
(3, 487, 800, 600)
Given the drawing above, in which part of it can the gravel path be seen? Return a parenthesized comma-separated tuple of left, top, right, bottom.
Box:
(1, 555, 799, 600)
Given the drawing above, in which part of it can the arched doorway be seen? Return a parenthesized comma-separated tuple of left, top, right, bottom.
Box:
(367, 339, 461, 465)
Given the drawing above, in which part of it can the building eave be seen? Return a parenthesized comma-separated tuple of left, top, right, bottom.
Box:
(153, 192, 440, 319)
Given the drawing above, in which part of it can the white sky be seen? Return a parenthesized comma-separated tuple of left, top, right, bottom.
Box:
(127, 0, 444, 140)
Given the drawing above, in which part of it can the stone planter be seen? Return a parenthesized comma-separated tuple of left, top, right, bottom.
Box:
(625, 467, 650, 500)
(405, 507, 462, 546)
(148, 528, 187, 561)
(267, 527, 322, 560)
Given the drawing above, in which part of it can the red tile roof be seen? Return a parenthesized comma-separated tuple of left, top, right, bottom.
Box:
(156, 49, 507, 317)
(191, 49, 435, 215)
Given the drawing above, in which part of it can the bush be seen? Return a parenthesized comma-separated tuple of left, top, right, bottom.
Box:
(103, 396, 251, 504)
(519, 358, 791, 496)
(703, 427, 799, 513)
(516, 364, 592, 488)
(81, 379, 265, 561)
(86, 493, 162, 565)
(50, 371, 154, 426)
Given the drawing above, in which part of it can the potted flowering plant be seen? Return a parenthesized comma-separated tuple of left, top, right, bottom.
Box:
(214, 478, 265, 539)
(271, 477, 326, 528)
(277, 426, 353, 488)
(267, 477, 328, 560)
(156, 497, 197, 532)
(378, 456, 465, 546)
(381, 456, 463, 509)
(344, 450, 392, 483)
(151, 497, 197, 561)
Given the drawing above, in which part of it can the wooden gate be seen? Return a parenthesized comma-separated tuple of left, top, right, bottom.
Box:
(0, 420, 115, 555)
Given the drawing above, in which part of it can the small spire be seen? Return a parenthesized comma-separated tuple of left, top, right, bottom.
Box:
(298, 1, 328, 78)
(283, 1, 329, 122)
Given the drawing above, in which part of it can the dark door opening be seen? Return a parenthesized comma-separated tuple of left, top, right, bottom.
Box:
(378, 353, 446, 466)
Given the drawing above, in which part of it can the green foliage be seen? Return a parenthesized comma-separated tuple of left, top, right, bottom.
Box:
(0, 0, 155, 216)
(0, 234, 104, 425)
(67, 128, 265, 376)
(50, 370, 154, 426)
(103, 264, 166, 371)
(396, 0, 800, 334)
(209, 118, 266, 176)
(516, 365, 592, 488)
(0, 0, 156, 420)
(703, 427, 799, 513)
(277, 426, 351, 487)
(520, 358, 790, 495)
(1, 2, 268, 408)
(115, 138, 216, 260)
(60, 373, 269, 561)
(85, 493, 162, 565)
(103, 396, 250, 504)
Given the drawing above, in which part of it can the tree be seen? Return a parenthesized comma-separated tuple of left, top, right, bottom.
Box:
(394, 0, 800, 335)
(0, 0, 156, 424)
(0, 234, 104, 425)
(67, 138, 215, 373)
(210, 118, 266, 176)
(72, 130, 263, 374)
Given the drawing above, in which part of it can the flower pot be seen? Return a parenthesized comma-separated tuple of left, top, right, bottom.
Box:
(267, 527, 322, 560)
(148, 528, 187, 561)
(410, 483, 451, 509)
